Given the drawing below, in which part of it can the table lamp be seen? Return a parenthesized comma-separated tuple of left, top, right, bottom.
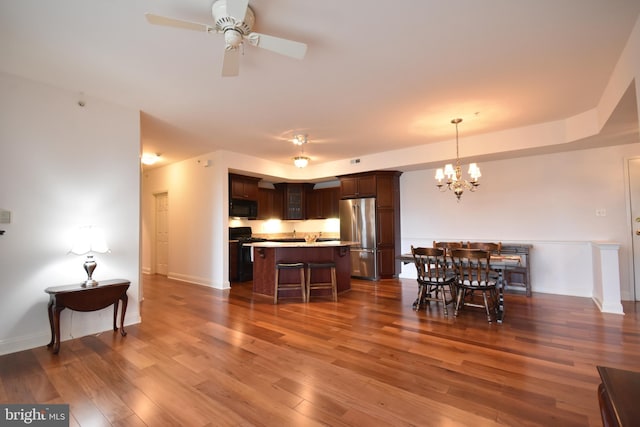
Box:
(69, 226, 110, 287)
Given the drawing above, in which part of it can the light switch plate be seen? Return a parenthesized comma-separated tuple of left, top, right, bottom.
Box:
(0, 209, 11, 224)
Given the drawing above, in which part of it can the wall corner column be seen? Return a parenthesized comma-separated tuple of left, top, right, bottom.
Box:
(591, 242, 624, 314)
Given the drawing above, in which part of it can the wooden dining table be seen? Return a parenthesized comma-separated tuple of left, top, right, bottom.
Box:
(398, 253, 522, 324)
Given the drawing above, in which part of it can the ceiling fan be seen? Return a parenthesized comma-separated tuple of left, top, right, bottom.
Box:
(145, 0, 307, 77)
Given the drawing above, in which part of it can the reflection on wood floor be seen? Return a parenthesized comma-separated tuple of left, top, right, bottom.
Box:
(1, 274, 639, 426)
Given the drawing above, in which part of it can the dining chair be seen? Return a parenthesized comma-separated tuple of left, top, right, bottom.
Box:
(466, 242, 502, 281)
(433, 241, 463, 255)
(433, 241, 462, 285)
(411, 246, 456, 315)
(466, 241, 502, 255)
(451, 248, 498, 323)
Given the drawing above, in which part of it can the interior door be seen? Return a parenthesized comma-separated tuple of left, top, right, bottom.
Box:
(629, 158, 640, 300)
(155, 192, 169, 276)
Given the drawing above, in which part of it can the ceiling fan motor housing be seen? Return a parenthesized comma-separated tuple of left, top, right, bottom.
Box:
(212, 0, 255, 35)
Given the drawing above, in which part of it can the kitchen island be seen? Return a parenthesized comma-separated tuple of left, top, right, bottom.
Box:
(246, 241, 354, 298)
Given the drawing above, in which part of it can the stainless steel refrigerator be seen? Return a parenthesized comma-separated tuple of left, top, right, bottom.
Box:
(340, 197, 378, 280)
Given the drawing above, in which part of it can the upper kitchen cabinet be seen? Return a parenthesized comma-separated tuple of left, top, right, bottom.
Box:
(306, 186, 340, 219)
(339, 174, 377, 199)
(276, 183, 312, 220)
(229, 173, 260, 201)
(257, 186, 283, 220)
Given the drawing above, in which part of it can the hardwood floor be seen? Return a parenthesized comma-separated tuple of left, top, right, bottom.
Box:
(1, 275, 639, 426)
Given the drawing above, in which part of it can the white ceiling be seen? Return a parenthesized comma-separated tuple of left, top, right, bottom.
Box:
(1, 0, 639, 171)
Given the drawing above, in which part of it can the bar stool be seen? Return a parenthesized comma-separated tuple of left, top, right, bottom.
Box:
(274, 262, 306, 304)
(306, 262, 337, 302)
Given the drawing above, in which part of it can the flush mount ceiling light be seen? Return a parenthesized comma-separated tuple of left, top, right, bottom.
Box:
(293, 156, 310, 168)
(141, 153, 161, 165)
(291, 134, 310, 167)
(435, 118, 481, 201)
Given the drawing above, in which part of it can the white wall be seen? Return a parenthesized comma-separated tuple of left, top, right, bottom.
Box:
(399, 143, 640, 298)
(0, 72, 141, 355)
(142, 153, 228, 288)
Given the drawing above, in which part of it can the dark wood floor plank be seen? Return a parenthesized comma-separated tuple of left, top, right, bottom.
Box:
(1, 274, 639, 426)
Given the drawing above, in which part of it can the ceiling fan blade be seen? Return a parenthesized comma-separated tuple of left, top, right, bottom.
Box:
(247, 32, 307, 59)
(222, 48, 240, 77)
(227, 0, 249, 22)
(145, 13, 213, 33)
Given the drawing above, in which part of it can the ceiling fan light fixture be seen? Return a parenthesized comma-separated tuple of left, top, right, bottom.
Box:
(292, 134, 307, 145)
(293, 156, 310, 168)
(224, 29, 243, 49)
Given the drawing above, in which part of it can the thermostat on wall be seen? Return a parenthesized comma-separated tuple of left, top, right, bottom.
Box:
(0, 209, 11, 224)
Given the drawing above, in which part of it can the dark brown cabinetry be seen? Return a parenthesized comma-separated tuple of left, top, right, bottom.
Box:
(257, 187, 283, 220)
(340, 174, 377, 198)
(229, 241, 239, 281)
(230, 174, 339, 220)
(306, 186, 340, 219)
(338, 171, 402, 279)
(276, 183, 311, 220)
(229, 174, 259, 200)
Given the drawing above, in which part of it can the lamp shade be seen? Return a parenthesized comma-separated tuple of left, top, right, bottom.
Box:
(443, 163, 455, 178)
(69, 226, 109, 255)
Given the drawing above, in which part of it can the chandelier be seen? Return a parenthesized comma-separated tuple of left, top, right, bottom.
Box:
(435, 118, 481, 201)
(292, 134, 310, 168)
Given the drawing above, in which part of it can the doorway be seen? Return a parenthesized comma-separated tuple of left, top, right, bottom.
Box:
(629, 158, 640, 300)
(155, 192, 169, 276)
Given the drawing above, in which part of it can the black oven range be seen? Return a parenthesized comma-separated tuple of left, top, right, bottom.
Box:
(229, 227, 266, 282)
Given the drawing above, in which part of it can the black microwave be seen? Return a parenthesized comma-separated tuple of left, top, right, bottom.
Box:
(229, 198, 258, 219)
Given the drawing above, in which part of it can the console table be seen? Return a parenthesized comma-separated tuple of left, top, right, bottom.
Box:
(45, 279, 130, 354)
(500, 244, 532, 296)
(597, 365, 640, 426)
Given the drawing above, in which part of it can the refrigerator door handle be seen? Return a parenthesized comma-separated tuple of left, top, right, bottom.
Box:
(353, 204, 360, 243)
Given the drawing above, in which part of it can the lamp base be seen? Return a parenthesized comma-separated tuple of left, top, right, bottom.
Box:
(82, 279, 99, 287)
(82, 256, 98, 287)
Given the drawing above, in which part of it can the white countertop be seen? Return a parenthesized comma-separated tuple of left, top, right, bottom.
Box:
(244, 240, 357, 248)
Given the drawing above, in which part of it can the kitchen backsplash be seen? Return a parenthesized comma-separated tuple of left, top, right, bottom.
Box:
(229, 218, 340, 239)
